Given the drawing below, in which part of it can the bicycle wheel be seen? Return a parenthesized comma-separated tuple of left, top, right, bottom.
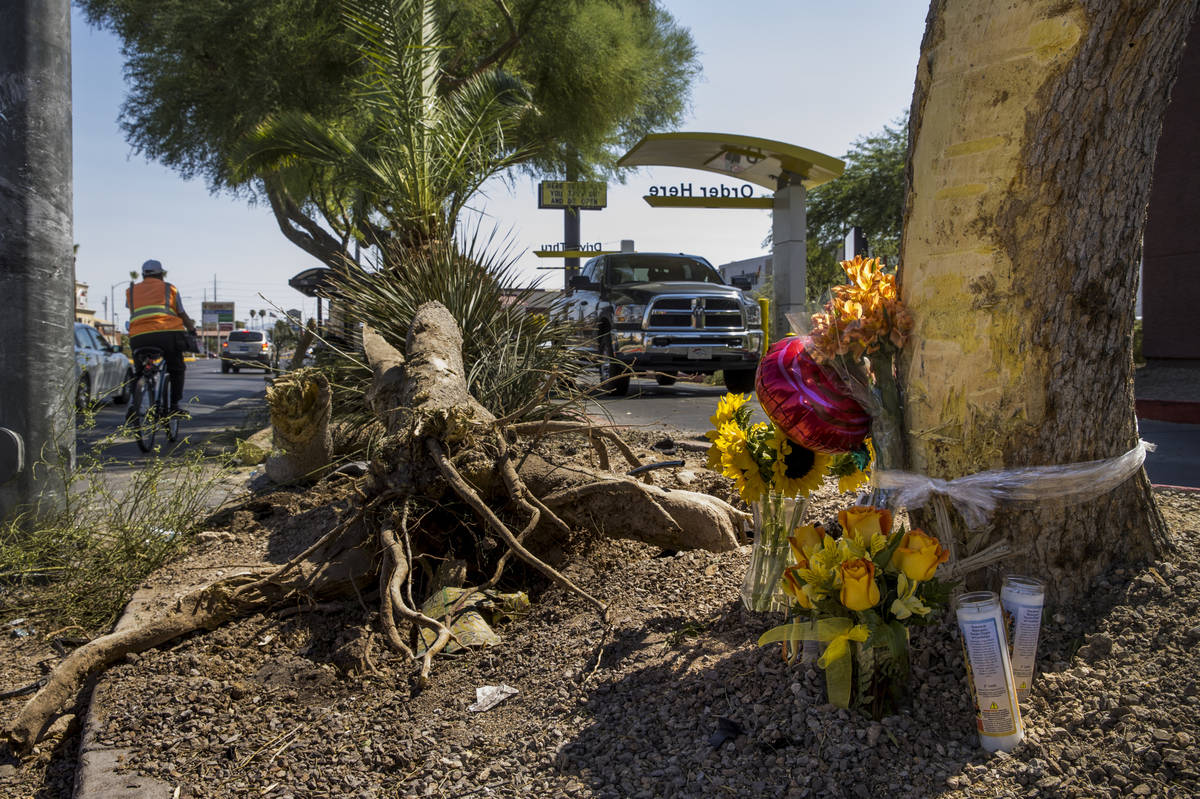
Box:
(133, 374, 158, 452)
(162, 373, 180, 442)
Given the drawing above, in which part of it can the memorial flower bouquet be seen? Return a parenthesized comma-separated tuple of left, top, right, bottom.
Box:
(807, 256, 913, 472)
(704, 393, 831, 611)
(759, 504, 953, 718)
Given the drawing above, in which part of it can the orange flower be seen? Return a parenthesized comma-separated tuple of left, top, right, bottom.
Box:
(839, 558, 880, 611)
(891, 528, 950, 582)
(837, 505, 893, 546)
(789, 523, 826, 563)
(781, 565, 813, 609)
(807, 256, 912, 363)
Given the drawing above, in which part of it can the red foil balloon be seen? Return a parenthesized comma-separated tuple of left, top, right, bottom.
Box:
(755, 337, 870, 453)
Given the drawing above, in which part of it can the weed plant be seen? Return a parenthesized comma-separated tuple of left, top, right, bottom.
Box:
(0, 405, 233, 632)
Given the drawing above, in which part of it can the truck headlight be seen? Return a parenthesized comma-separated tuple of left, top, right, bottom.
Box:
(613, 304, 646, 324)
(743, 300, 762, 326)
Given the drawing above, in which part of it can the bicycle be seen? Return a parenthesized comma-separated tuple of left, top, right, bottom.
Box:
(129, 347, 181, 452)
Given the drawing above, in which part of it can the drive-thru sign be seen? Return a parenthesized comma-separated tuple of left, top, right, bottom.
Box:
(618, 132, 844, 332)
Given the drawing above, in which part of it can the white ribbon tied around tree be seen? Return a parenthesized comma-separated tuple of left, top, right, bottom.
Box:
(873, 440, 1156, 530)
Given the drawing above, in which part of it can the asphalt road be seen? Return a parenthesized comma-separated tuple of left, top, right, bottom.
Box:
(592, 376, 1199, 489)
(78, 358, 269, 462)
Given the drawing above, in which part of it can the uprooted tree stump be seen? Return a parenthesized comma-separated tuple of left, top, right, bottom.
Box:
(264, 368, 333, 483)
(3, 301, 749, 753)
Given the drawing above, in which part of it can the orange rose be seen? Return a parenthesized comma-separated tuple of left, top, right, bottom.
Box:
(838, 558, 880, 611)
(781, 565, 813, 609)
(891, 528, 950, 582)
(837, 505, 893, 546)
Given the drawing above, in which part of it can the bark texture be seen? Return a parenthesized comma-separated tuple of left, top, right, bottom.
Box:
(265, 369, 334, 483)
(899, 0, 1197, 597)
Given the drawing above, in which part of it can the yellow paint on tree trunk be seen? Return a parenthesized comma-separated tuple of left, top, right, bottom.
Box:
(899, 0, 1087, 476)
(944, 137, 1007, 158)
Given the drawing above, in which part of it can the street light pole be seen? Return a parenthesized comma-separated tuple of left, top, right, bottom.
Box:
(110, 279, 127, 333)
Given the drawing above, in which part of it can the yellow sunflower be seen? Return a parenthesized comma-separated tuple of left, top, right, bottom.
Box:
(769, 427, 831, 498)
(715, 421, 767, 504)
(705, 393, 751, 470)
(836, 439, 875, 494)
(709, 392, 750, 429)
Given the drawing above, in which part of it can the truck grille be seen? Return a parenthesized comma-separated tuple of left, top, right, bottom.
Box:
(646, 297, 743, 330)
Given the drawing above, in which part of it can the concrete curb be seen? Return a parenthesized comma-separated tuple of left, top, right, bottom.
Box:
(73, 566, 244, 797)
(72, 587, 175, 799)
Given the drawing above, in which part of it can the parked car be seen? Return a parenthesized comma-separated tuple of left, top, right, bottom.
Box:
(74, 322, 132, 409)
(555, 252, 765, 396)
(221, 330, 273, 373)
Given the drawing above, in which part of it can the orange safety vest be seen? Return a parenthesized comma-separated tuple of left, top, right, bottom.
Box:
(127, 278, 186, 336)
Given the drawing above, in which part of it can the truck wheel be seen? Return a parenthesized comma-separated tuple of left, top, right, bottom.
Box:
(221, 361, 230, 374)
(723, 368, 757, 394)
(598, 333, 631, 397)
(654, 371, 678, 387)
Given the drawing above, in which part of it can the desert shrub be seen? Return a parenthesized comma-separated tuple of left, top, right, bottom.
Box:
(0, 410, 232, 630)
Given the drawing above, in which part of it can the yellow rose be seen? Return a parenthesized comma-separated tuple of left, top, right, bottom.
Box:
(838, 558, 880, 611)
(891, 528, 950, 582)
(837, 505, 893, 546)
(781, 565, 813, 609)
(789, 523, 826, 563)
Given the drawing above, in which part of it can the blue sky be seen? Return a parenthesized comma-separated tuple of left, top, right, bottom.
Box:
(71, 0, 929, 328)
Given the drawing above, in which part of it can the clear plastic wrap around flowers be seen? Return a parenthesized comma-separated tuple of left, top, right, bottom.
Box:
(872, 440, 1156, 529)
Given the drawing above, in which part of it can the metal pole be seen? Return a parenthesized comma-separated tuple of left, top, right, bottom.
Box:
(0, 0, 75, 519)
(562, 159, 580, 290)
(563, 207, 581, 290)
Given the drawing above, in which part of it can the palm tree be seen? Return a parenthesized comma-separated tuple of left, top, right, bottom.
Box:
(233, 0, 533, 252)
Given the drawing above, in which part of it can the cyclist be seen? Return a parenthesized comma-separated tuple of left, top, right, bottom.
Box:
(126, 259, 197, 417)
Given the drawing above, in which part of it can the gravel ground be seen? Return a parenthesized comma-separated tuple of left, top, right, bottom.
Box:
(2, 432, 1198, 799)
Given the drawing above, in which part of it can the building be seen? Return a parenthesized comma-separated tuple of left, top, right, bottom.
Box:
(74, 281, 120, 346)
(719, 255, 772, 292)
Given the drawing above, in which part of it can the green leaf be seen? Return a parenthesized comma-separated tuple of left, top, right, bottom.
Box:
(873, 527, 905, 570)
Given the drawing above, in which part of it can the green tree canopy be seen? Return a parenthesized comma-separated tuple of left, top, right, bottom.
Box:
(804, 113, 908, 299)
(79, 0, 700, 263)
(233, 0, 534, 250)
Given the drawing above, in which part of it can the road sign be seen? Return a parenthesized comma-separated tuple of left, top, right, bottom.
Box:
(202, 301, 235, 333)
(537, 181, 607, 210)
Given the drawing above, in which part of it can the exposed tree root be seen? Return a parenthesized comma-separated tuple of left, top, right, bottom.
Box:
(3, 301, 747, 753)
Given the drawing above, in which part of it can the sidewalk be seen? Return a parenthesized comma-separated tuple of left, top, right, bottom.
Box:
(1134, 358, 1200, 423)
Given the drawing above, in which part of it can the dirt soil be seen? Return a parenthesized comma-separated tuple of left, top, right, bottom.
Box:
(1, 429, 1198, 799)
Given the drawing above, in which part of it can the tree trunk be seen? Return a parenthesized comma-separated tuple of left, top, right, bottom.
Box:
(898, 0, 1196, 598)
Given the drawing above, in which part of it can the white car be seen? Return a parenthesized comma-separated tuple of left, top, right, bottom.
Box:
(221, 330, 273, 373)
(74, 322, 132, 409)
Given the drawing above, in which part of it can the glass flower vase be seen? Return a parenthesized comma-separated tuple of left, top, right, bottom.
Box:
(849, 632, 911, 720)
(740, 492, 806, 613)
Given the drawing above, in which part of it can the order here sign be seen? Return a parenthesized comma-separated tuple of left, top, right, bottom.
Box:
(537, 181, 607, 210)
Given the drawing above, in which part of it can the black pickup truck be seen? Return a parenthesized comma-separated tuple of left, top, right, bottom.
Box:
(557, 252, 765, 396)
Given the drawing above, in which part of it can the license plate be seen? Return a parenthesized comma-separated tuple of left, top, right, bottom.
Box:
(686, 347, 710, 360)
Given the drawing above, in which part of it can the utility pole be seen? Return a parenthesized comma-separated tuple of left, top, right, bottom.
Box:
(0, 0, 74, 517)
